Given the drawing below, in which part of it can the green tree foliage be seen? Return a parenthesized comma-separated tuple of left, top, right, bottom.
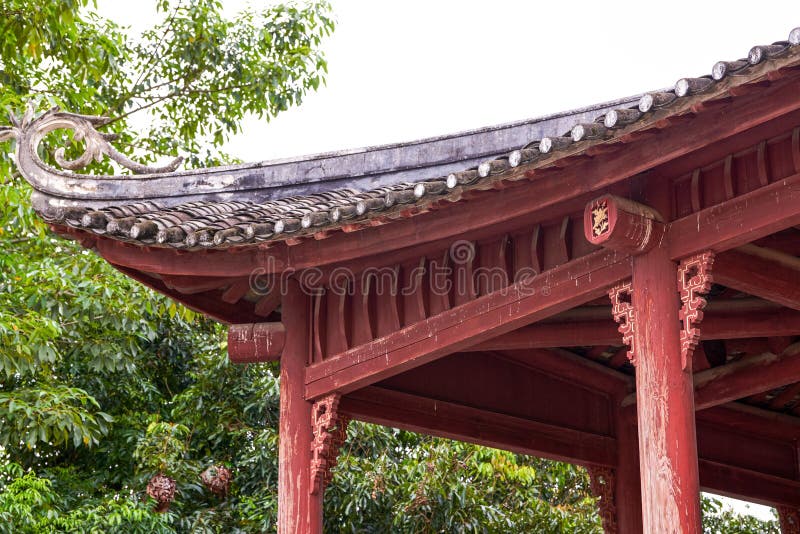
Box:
(0, 1, 781, 531)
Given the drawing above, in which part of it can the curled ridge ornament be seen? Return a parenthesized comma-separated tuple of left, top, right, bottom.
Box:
(1, 106, 183, 175)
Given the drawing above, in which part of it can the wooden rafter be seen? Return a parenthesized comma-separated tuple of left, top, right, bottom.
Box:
(715, 247, 800, 311)
(620, 343, 800, 411)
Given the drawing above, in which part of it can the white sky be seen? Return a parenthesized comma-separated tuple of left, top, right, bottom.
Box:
(97, 0, 798, 521)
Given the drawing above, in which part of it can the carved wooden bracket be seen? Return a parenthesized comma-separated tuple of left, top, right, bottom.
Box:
(310, 393, 350, 495)
(677, 252, 715, 371)
(583, 195, 664, 255)
(609, 281, 637, 366)
(586, 465, 618, 534)
(779, 505, 800, 534)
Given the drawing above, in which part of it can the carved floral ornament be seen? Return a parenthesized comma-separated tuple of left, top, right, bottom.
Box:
(608, 252, 714, 370)
(0, 106, 182, 177)
(586, 466, 618, 534)
(677, 252, 715, 370)
(310, 393, 350, 495)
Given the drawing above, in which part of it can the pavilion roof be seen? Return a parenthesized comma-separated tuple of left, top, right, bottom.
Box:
(6, 28, 800, 250)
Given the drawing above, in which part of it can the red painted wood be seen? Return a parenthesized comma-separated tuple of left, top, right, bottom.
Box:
(325, 290, 349, 357)
(339, 386, 617, 466)
(111, 264, 257, 324)
(427, 250, 452, 316)
(722, 155, 735, 200)
(477, 237, 510, 296)
(377, 351, 614, 436)
(793, 127, 800, 173)
(471, 308, 800, 351)
(220, 278, 251, 304)
(349, 277, 373, 347)
(556, 217, 571, 265)
(371, 266, 401, 337)
(697, 418, 797, 481)
(668, 171, 800, 259)
(312, 292, 326, 364)
(228, 323, 285, 364)
(305, 249, 632, 399)
(698, 460, 800, 508)
(160, 274, 240, 294)
(756, 140, 770, 187)
(583, 195, 663, 254)
(400, 258, 427, 326)
(254, 289, 281, 317)
(452, 243, 476, 306)
(693, 345, 800, 410)
(336, 385, 800, 508)
(278, 281, 321, 534)
(632, 239, 702, 532)
(493, 349, 632, 397)
(714, 248, 800, 311)
(699, 403, 800, 443)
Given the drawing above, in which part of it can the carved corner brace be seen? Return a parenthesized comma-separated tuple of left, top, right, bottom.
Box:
(586, 466, 618, 534)
(609, 281, 636, 366)
(677, 252, 715, 371)
(310, 393, 350, 495)
(779, 506, 800, 534)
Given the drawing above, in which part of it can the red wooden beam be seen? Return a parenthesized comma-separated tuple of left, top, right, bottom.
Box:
(621, 345, 800, 411)
(699, 460, 800, 508)
(339, 386, 617, 466)
(668, 171, 800, 259)
(471, 308, 800, 350)
(693, 345, 800, 410)
(304, 249, 632, 399)
(714, 248, 800, 311)
(228, 323, 285, 364)
(699, 403, 800, 443)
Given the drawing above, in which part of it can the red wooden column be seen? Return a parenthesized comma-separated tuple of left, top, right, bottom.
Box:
(632, 245, 702, 532)
(586, 194, 702, 532)
(278, 280, 322, 534)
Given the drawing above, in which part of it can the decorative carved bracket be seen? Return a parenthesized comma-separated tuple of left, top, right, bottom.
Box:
(609, 281, 637, 366)
(586, 466, 618, 534)
(677, 252, 715, 371)
(310, 393, 350, 495)
(779, 506, 800, 534)
(583, 195, 664, 255)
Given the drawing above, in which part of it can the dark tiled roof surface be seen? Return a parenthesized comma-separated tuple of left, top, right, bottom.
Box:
(48, 27, 800, 249)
